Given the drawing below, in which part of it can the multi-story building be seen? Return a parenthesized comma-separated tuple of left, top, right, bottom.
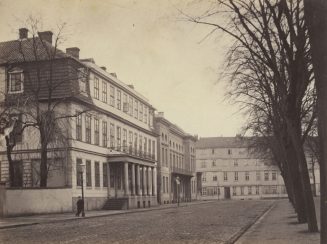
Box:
(196, 137, 288, 200)
(154, 112, 197, 204)
(0, 28, 158, 212)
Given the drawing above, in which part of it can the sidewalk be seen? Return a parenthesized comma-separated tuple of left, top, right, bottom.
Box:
(0, 200, 209, 229)
(235, 199, 320, 244)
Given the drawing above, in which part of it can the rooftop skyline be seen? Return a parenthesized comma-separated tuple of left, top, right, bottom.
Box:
(0, 0, 244, 137)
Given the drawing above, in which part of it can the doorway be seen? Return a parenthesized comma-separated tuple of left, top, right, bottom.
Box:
(224, 187, 231, 199)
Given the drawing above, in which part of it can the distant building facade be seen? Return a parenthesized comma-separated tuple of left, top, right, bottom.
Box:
(0, 28, 158, 213)
(196, 137, 288, 200)
(154, 112, 197, 204)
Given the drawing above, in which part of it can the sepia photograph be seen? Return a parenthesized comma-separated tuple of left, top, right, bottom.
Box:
(0, 0, 326, 243)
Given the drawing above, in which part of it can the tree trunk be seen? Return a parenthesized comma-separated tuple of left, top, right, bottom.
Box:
(39, 130, 48, 187)
(5, 136, 15, 187)
(286, 117, 318, 232)
(303, 0, 327, 241)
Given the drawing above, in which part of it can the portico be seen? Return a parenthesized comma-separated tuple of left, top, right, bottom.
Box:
(106, 155, 157, 209)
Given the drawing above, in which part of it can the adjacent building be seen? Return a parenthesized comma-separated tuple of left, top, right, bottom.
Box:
(196, 137, 288, 200)
(154, 112, 197, 204)
(0, 28, 158, 214)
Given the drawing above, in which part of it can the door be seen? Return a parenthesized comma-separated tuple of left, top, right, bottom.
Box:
(224, 187, 231, 199)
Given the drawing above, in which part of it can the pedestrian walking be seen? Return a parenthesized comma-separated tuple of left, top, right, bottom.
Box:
(75, 196, 84, 217)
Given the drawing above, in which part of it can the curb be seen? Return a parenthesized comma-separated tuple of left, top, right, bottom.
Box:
(226, 202, 277, 244)
(0, 200, 213, 230)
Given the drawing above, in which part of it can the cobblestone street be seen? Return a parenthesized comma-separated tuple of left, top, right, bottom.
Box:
(0, 200, 274, 244)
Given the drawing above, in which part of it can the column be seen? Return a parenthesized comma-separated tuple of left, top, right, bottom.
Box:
(131, 164, 136, 195)
(148, 167, 152, 196)
(136, 164, 141, 196)
(143, 166, 147, 196)
(107, 163, 111, 197)
(124, 162, 129, 196)
(153, 167, 157, 196)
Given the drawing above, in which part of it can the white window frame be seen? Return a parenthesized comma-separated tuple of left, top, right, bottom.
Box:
(8, 70, 24, 94)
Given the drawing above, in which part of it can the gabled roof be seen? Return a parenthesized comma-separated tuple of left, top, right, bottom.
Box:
(196, 137, 251, 149)
(0, 37, 70, 64)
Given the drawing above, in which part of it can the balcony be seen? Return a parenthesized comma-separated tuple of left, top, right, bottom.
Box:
(171, 167, 194, 177)
(110, 145, 155, 161)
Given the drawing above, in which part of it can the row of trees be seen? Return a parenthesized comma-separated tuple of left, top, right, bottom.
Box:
(182, 0, 326, 242)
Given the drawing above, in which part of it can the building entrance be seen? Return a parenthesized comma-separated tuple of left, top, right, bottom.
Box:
(224, 187, 231, 199)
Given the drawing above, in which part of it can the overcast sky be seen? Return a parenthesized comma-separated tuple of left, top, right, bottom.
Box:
(0, 0, 244, 137)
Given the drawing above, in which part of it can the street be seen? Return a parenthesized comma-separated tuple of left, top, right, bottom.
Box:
(0, 200, 274, 244)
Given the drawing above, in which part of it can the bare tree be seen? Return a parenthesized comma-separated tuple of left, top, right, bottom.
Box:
(181, 0, 318, 231)
(1, 17, 88, 187)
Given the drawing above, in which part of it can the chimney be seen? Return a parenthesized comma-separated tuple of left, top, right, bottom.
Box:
(100, 66, 107, 71)
(19, 28, 28, 39)
(127, 84, 134, 89)
(66, 47, 80, 59)
(110, 72, 117, 78)
(38, 31, 53, 44)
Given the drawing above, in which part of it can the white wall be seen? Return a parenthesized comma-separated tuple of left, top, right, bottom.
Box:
(3, 188, 72, 216)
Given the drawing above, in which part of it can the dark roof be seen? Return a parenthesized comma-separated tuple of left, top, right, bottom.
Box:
(196, 137, 251, 149)
(0, 37, 70, 64)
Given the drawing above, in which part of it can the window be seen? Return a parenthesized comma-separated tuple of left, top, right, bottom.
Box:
(134, 100, 138, 119)
(144, 137, 147, 156)
(94, 77, 99, 99)
(8, 70, 24, 93)
(85, 115, 91, 143)
(272, 185, 277, 194)
(123, 93, 128, 113)
(256, 186, 260, 195)
(161, 148, 165, 164)
(201, 161, 206, 168)
(162, 176, 165, 193)
(103, 163, 108, 187)
(117, 126, 121, 150)
(76, 112, 82, 141)
(224, 172, 228, 181)
(129, 96, 133, 116)
(139, 135, 143, 154)
(212, 148, 214, 154)
(228, 149, 232, 155)
(234, 172, 238, 181)
(123, 129, 127, 151)
(248, 186, 252, 195)
(110, 166, 114, 187)
(129, 131, 133, 152)
(272, 171, 277, 181)
(245, 172, 249, 181)
(256, 171, 261, 181)
(110, 85, 115, 107)
(102, 81, 107, 103)
(213, 175, 217, 181)
(94, 118, 99, 145)
(134, 133, 138, 153)
(102, 121, 107, 147)
(144, 106, 148, 123)
(117, 89, 121, 110)
(110, 123, 115, 148)
(95, 161, 100, 187)
(202, 187, 207, 196)
(86, 160, 92, 187)
(233, 186, 237, 196)
(212, 160, 216, 167)
(240, 186, 244, 195)
(264, 171, 269, 181)
(202, 173, 206, 182)
(234, 159, 238, 166)
(76, 158, 82, 186)
(139, 103, 143, 121)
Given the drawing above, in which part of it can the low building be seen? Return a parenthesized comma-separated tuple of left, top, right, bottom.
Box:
(196, 137, 288, 200)
(154, 112, 197, 204)
(0, 28, 158, 215)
